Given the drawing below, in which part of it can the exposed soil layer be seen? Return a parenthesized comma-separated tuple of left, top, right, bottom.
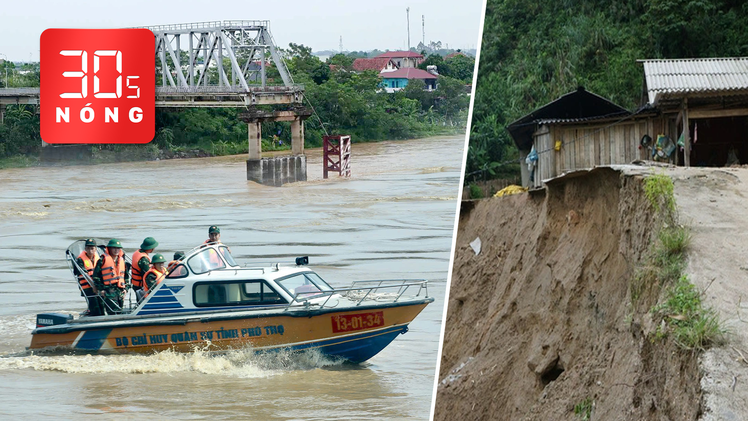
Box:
(436, 168, 701, 421)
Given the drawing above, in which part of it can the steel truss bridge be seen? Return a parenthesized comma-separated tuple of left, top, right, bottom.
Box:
(0, 20, 304, 109)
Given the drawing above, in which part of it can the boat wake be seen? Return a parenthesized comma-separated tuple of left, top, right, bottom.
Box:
(0, 345, 346, 377)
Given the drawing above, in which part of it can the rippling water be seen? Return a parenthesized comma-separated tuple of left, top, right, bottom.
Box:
(0, 135, 464, 420)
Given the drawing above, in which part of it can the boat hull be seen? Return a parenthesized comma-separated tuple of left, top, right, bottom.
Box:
(29, 300, 431, 363)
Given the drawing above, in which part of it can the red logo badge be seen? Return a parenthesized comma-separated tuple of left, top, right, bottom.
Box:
(40, 29, 155, 144)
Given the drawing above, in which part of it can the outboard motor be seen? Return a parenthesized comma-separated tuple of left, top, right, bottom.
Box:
(36, 313, 73, 328)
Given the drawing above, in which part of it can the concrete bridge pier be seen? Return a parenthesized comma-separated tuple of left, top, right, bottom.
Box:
(248, 121, 262, 159)
(241, 107, 312, 186)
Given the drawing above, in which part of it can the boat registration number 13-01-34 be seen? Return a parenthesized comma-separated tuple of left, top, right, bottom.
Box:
(331, 311, 384, 333)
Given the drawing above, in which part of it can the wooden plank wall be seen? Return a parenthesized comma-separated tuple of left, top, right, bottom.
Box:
(533, 119, 660, 186)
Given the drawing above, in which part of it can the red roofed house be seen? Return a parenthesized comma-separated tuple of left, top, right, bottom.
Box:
(352, 57, 399, 73)
(379, 67, 438, 93)
(445, 51, 467, 59)
(376, 51, 424, 68)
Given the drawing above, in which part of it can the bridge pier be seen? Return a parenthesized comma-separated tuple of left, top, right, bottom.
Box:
(248, 121, 262, 160)
(0, 104, 5, 125)
(240, 107, 312, 186)
(291, 119, 304, 155)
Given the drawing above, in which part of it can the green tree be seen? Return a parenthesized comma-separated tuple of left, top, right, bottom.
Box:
(435, 76, 469, 124)
(444, 54, 475, 82)
(468, 0, 748, 182)
(327, 53, 354, 69)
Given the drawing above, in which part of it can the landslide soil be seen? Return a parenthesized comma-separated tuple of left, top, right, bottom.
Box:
(435, 168, 701, 421)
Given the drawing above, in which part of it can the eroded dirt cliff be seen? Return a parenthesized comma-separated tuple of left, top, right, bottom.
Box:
(435, 168, 701, 421)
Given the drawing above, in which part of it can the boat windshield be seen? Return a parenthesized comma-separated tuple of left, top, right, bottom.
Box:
(277, 272, 333, 300)
(219, 246, 237, 266)
(187, 247, 226, 274)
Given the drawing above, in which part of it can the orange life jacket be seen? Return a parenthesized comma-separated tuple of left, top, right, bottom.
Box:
(142, 267, 165, 293)
(101, 251, 126, 289)
(167, 260, 180, 273)
(202, 240, 225, 266)
(130, 250, 150, 288)
(77, 251, 99, 290)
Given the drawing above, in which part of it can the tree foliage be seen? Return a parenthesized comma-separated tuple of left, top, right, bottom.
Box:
(418, 54, 475, 83)
(469, 0, 748, 181)
(0, 41, 472, 162)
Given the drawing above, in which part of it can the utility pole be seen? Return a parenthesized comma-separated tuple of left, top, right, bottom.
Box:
(422, 15, 425, 46)
(406, 7, 410, 50)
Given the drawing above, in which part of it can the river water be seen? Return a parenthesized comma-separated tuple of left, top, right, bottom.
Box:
(0, 135, 463, 420)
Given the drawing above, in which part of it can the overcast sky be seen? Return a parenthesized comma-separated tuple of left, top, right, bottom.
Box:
(0, 0, 485, 61)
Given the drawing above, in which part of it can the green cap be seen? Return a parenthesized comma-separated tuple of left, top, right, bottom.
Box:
(209, 226, 220, 234)
(173, 251, 185, 260)
(107, 239, 123, 248)
(84, 238, 97, 247)
(151, 253, 166, 264)
(140, 237, 158, 250)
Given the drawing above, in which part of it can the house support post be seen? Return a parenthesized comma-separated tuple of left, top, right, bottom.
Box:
(683, 98, 690, 167)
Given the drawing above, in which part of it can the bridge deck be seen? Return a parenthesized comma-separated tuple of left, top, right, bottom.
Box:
(0, 85, 304, 107)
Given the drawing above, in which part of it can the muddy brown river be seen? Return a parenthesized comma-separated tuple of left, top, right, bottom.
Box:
(0, 135, 463, 420)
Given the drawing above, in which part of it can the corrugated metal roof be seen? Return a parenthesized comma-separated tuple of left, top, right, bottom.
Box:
(506, 87, 631, 151)
(642, 57, 748, 104)
(536, 111, 630, 125)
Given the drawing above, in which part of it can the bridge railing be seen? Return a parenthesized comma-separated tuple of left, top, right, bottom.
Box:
(0, 87, 40, 96)
(155, 85, 303, 94)
(146, 20, 270, 33)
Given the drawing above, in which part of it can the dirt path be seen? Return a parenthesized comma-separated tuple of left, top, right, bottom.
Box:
(669, 167, 748, 421)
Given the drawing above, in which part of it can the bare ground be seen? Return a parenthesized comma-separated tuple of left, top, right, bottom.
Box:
(435, 167, 702, 420)
(669, 167, 748, 421)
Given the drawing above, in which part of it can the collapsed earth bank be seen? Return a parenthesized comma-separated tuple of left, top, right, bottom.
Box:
(436, 168, 700, 421)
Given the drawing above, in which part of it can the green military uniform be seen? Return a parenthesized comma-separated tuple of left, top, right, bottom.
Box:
(92, 239, 131, 314)
(135, 256, 151, 280)
(132, 237, 158, 292)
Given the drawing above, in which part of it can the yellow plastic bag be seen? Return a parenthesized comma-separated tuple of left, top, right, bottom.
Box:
(494, 185, 528, 197)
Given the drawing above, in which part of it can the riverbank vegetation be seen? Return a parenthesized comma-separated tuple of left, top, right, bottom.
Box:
(469, 0, 748, 182)
(0, 44, 472, 167)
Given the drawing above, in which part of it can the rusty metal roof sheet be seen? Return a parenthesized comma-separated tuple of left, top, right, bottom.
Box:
(507, 87, 631, 151)
(642, 57, 748, 104)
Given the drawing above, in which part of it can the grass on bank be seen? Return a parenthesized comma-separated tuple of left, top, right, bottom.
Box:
(654, 275, 725, 350)
(633, 173, 725, 350)
(0, 155, 39, 169)
(574, 397, 593, 420)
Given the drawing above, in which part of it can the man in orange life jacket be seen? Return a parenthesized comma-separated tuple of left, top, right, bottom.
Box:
(75, 238, 104, 317)
(131, 237, 158, 295)
(141, 253, 167, 301)
(202, 226, 231, 269)
(205, 226, 221, 245)
(92, 239, 130, 315)
(166, 251, 185, 274)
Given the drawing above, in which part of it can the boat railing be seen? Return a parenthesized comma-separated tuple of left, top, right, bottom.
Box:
(289, 279, 429, 309)
(66, 247, 131, 315)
